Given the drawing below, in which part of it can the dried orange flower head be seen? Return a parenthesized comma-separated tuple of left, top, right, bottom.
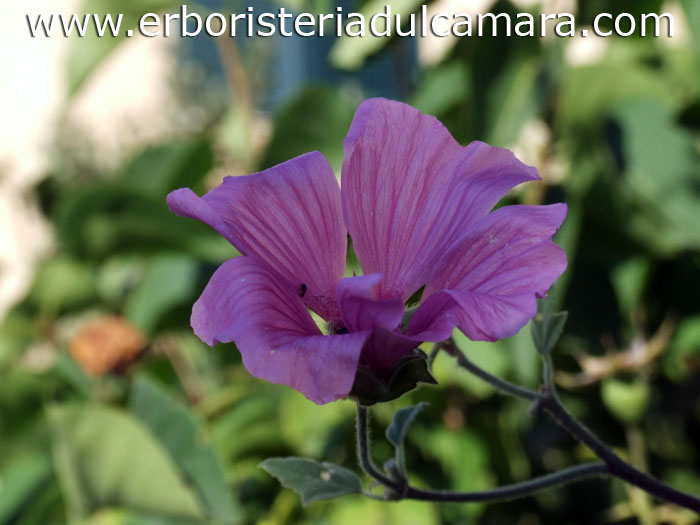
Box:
(69, 316, 147, 376)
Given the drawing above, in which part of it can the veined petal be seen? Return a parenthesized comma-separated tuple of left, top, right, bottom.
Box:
(168, 152, 346, 320)
(440, 140, 541, 235)
(336, 274, 415, 376)
(341, 98, 538, 301)
(336, 274, 404, 332)
(408, 204, 567, 342)
(403, 290, 461, 343)
(192, 257, 369, 405)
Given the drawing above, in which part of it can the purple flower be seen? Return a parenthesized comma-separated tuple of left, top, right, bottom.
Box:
(167, 98, 567, 405)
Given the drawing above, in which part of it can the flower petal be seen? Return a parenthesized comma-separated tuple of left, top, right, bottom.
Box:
(336, 274, 414, 375)
(192, 257, 369, 404)
(342, 98, 539, 301)
(408, 204, 567, 342)
(403, 290, 461, 343)
(336, 274, 404, 332)
(168, 152, 346, 320)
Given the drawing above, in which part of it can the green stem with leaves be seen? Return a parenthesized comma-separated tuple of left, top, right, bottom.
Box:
(356, 402, 610, 503)
(353, 340, 700, 513)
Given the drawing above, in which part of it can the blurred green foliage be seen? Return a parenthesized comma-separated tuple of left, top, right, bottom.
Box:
(2, 0, 700, 524)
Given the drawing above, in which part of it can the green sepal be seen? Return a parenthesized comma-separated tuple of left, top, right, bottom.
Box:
(531, 295, 568, 356)
(349, 349, 437, 406)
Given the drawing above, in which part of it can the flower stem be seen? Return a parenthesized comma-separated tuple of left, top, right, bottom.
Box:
(404, 463, 609, 503)
(447, 344, 700, 514)
(541, 393, 700, 513)
(355, 403, 403, 492)
(441, 340, 540, 401)
(355, 401, 609, 503)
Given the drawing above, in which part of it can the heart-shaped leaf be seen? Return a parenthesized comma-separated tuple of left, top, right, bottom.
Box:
(259, 457, 362, 505)
(48, 404, 204, 520)
(129, 377, 242, 523)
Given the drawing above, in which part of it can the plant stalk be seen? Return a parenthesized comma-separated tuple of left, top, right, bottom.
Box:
(447, 346, 700, 514)
(355, 401, 610, 504)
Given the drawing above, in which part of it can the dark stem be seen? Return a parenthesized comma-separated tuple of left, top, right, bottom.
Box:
(448, 346, 700, 514)
(442, 340, 540, 402)
(542, 395, 700, 513)
(404, 463, 609, 503)
(356, 403, 403, 492)
(356, 401, 611, 503)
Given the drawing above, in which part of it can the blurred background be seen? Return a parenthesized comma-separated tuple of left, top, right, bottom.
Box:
(1, 0, 699, 523)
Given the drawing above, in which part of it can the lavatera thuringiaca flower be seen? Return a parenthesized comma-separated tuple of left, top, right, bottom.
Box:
(167, 98, 567, 406)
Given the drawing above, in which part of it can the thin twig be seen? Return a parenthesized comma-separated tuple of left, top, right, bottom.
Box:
(447, 343, 700, 514)
(404, 462, 609, 502)
(541, 394, 700, 513)
(356, 401, 610, 504)
(442, 340, 540, 402)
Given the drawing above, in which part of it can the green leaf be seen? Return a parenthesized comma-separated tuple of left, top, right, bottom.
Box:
(414, 427, 493, 518)
(614, 98, 700, 254)
(611, 257, 651, 321)
(530, 296, 568, 356)
(124, 254, 199, 334)
(663, 316, 700, 382)
(210, 395, 283, 469)
(325, 497, 439, 525)
(28, 256, 97, 315)
(80, 509, 207, 525)
(67, 0, 179, 95)
(51, 353, 93, 398)
(0, 310, 40, 369)
(487, 58, 540, 147)
(259, 86, 355, 172)
(505, 326, 541, 389)
(278, 391, 353, 458)
(558, 60, 672, 132)
(329, 0, 424, 70)
(96, 255, 143, 306)
(0, 453, 52, 522)
(48, 403, 204, 521)
(601, 379, 651, 425)
(665, 468, 700, 498)
(129, 376, 242, 524)
(410, 62, 471, 116)
(119, 137, 214, 198)
(681, 0, 700, 54)
(386, 403, 428, 476)
(7, 479, 65, 525)
(259, 457, 362, 505)
(216, 106, 255, 167)
(54, 182, 231, 262)
(386, 403, 428, 449)
(433, 333, 510, 399)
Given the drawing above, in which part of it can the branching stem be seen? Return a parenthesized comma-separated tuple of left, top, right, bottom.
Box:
(444, 344, 700, 514)
(356, 401, 610, 504)
(354, 342, 700, 514)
